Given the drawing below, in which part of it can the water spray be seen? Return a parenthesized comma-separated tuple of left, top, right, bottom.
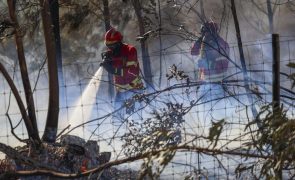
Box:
(68, 67, 105, 137)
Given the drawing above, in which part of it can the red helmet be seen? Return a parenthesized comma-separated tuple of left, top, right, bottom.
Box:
(201, 21, 219, 35)
(104, 28, 123, 45)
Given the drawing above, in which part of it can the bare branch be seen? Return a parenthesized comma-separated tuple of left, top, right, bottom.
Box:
(0, 60, 35, 143)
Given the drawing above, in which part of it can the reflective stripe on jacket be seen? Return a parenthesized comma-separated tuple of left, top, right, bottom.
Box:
(115, 76, 144, 92)
(111, 43, 144, 92)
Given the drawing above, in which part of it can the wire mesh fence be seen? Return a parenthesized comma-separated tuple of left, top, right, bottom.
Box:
(0, 37, 294, 179)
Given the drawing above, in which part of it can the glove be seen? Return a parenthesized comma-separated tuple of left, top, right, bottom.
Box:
(101, 59, 112, 72)
(100, 51, 114, 73)
(100, 60, 122, 76)
(101, 51, 112, 61)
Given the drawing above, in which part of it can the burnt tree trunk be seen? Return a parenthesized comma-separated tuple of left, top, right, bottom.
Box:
(49, 0, 65, 107)
(272, 34, 282, 179)
(40, 0, 60, 143)
(132, 0, 153, 86)
(7, 0, 41, 145)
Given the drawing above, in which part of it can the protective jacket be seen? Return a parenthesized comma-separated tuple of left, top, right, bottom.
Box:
(191, 34, 229, 81)
(109, 43, 144, 92)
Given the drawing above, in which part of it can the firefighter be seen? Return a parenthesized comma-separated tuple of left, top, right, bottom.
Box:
(191, 21, 230, 101)
(100, 28, 144, 121)
(191, 21, 230, 82)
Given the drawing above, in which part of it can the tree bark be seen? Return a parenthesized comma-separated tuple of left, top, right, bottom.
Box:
(49, 0, 65, 107)
(132, 0, 153, 87)
(7, 0, 41, 145)
(40, 0, 59, 143)
(230, 0, 261, 128)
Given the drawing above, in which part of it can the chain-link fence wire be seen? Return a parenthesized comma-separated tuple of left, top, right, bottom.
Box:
(0, 37, 294, 179)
